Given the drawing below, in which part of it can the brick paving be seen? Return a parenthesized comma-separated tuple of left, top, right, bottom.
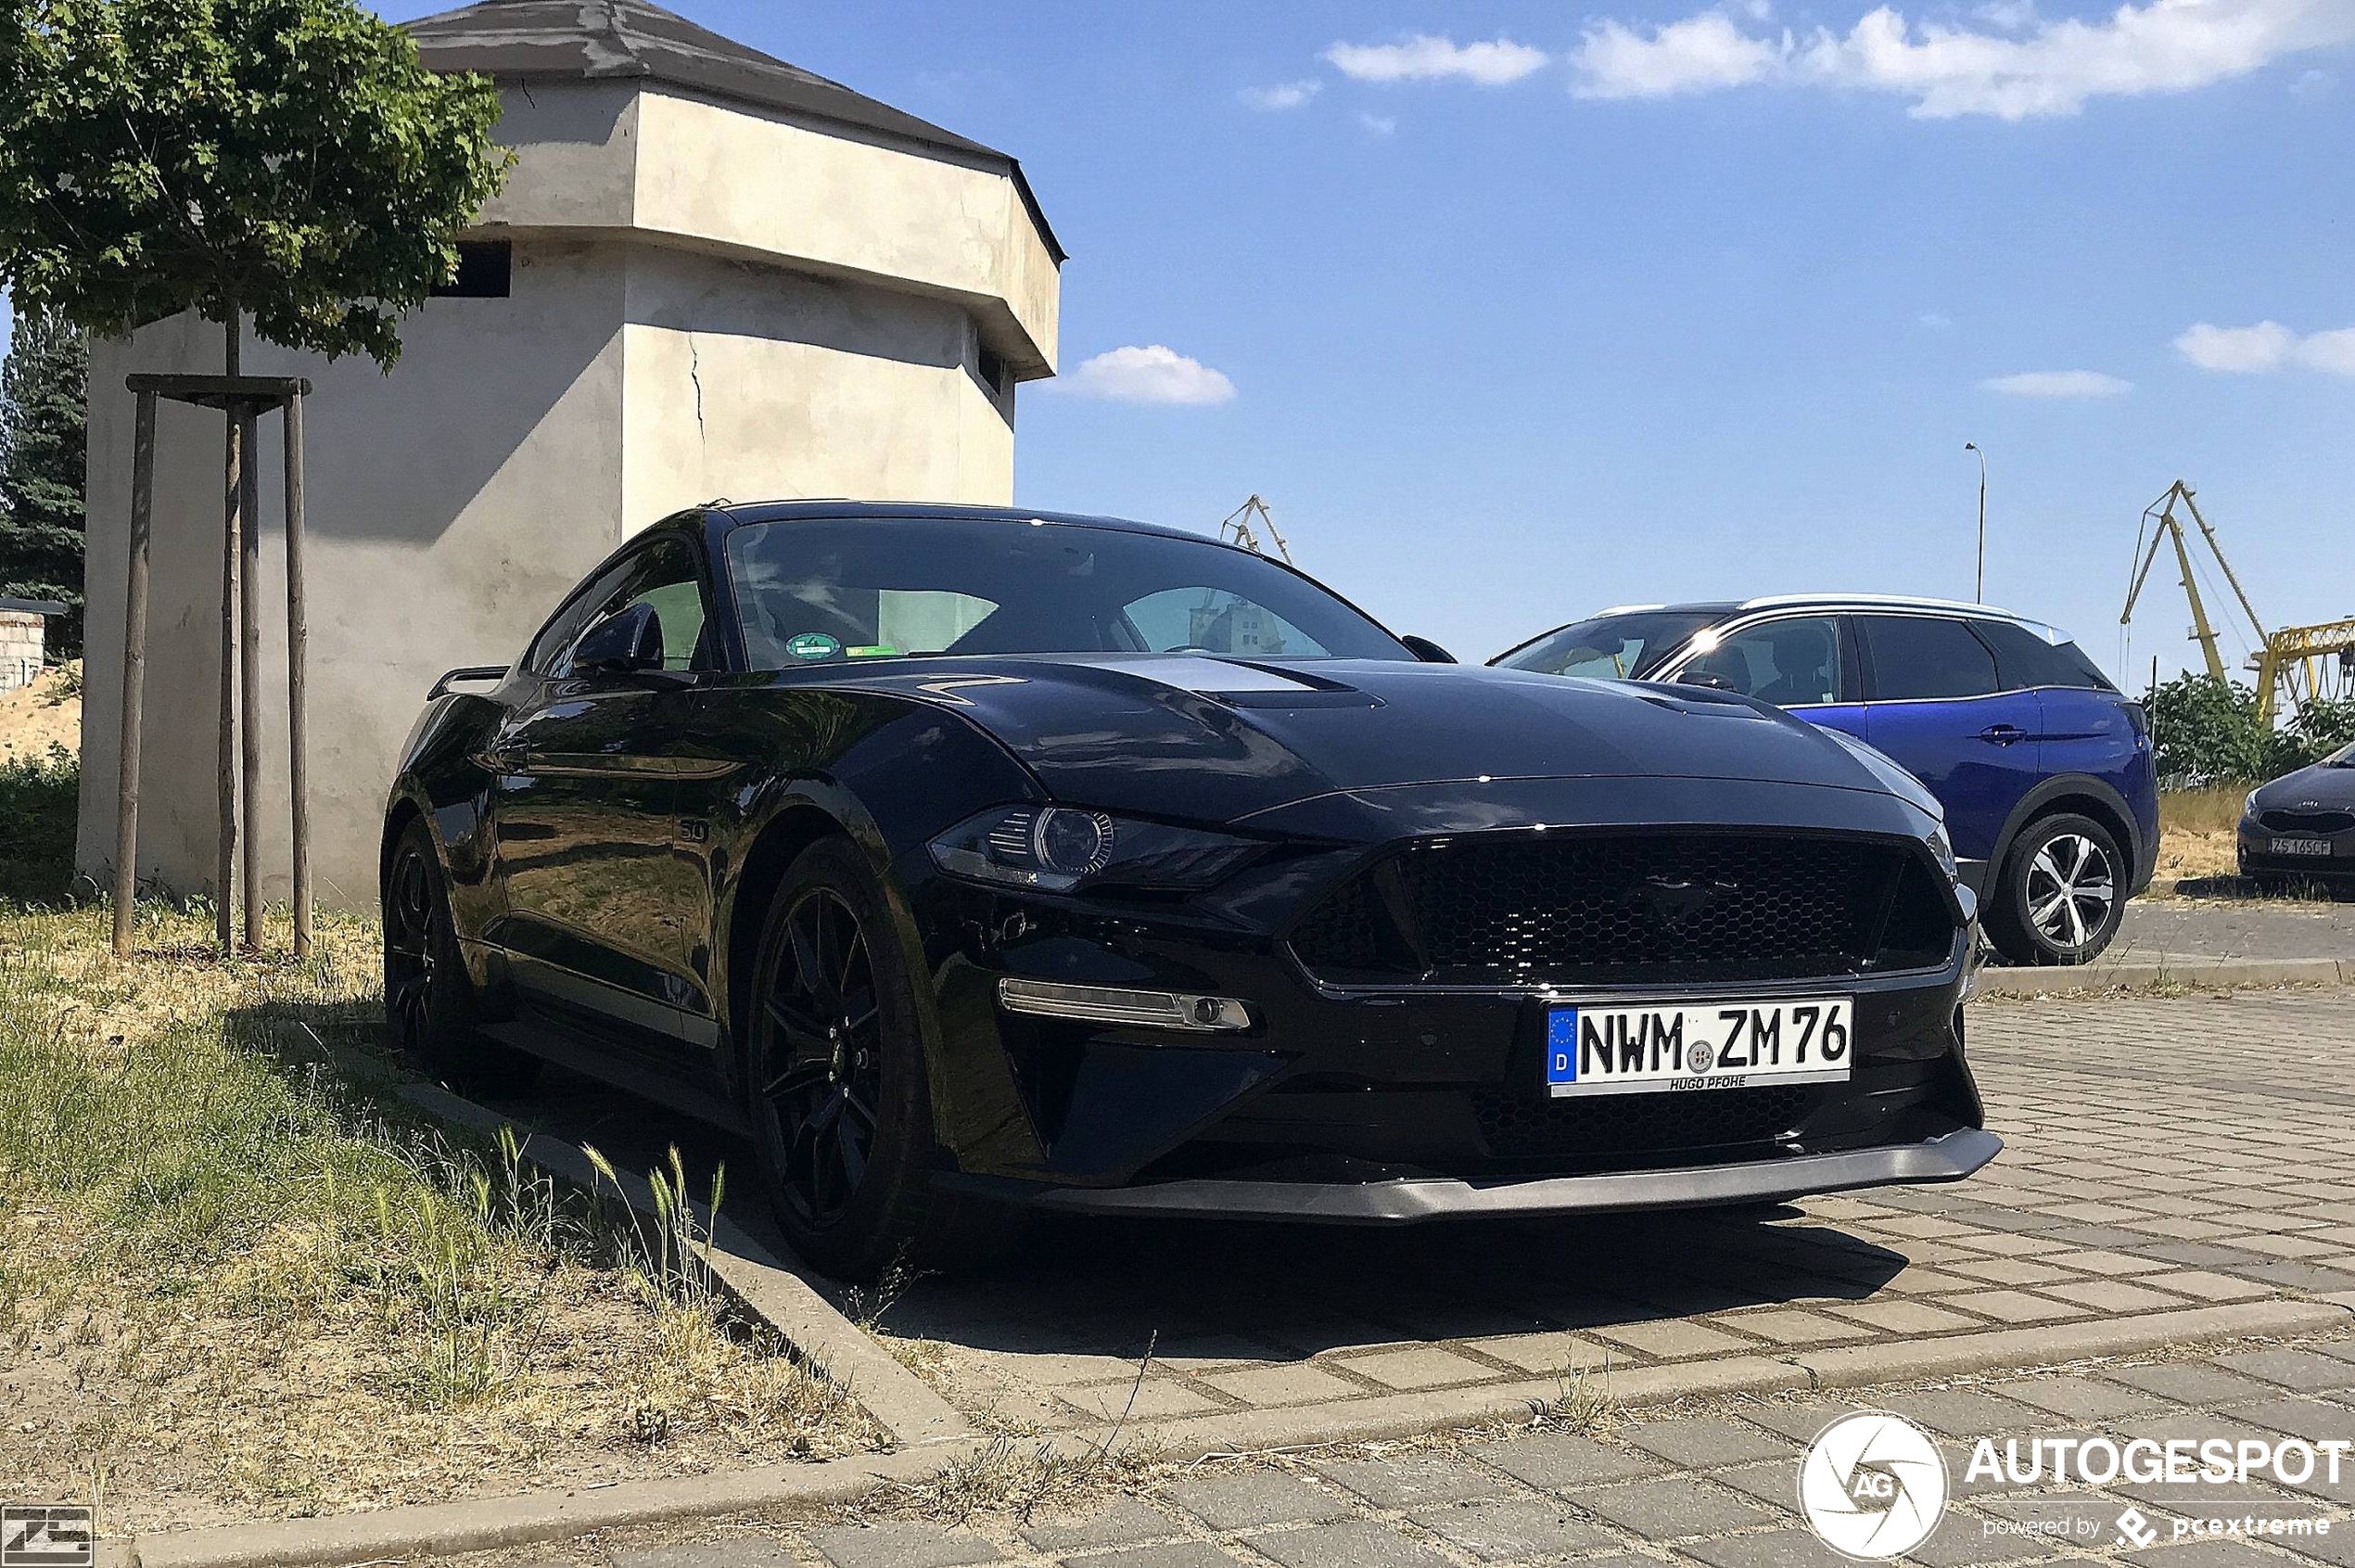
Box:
(463, 1332, 2355, 1567)
(422, 988, 2355, 1568)
(865, 990, 2355, 1434)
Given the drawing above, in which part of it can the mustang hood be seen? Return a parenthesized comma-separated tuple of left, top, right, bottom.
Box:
(820, 656, 1911, 824)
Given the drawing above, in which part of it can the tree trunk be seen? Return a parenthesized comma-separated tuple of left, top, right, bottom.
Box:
(215, 311, 241, 954)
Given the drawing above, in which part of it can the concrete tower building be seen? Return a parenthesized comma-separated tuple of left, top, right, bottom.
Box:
(77, 0, 1063, 910)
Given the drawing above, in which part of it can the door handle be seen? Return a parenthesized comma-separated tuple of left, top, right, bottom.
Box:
(1977, 724, 2026, 746)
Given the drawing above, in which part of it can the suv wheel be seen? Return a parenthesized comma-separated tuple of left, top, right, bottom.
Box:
(1986, 812, 2125, 966)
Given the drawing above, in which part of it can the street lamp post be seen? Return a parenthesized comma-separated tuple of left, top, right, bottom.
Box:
(1964, 441, 1987, 602)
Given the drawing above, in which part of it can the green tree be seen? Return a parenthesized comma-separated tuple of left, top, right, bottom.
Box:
(0, 0, 511, 370)
(0, 301, 88, 654)
(2148, 673, 2268, 783)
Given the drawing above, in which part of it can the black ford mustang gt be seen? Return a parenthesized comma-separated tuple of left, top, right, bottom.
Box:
(384, 503, 1999, 1277)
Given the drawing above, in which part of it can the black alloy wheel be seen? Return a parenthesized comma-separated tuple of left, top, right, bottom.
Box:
(382, 819, 542, 1095)
(745, 837, 1025, 1279)
(759, 885, 885, 1227)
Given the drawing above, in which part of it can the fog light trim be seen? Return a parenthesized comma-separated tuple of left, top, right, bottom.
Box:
(998, 978, 1252, 1032)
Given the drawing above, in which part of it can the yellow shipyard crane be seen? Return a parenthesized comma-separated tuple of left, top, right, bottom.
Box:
(2122, 480, 2355, 723)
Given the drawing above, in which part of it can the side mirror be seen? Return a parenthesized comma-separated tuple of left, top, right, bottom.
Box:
(572, 602, 664, 675)
(1401, 634, 1457, 665)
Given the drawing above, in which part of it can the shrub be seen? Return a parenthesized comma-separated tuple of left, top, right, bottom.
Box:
(0, 742, 77, 903)
(2149, 673, 2355, 785)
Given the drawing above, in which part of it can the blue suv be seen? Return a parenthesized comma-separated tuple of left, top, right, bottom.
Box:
(1495, 596, 2158, 965)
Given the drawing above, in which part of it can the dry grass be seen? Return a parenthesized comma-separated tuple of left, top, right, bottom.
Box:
(0, 664, 82, 762)
(0, 901, 882, 1534)
(2156, 784, 2247, 883)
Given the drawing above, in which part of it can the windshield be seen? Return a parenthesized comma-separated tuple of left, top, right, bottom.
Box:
(1496, 610, 1720, 680)
(724, 516, 1416, 669)
(2330, 741, 2355, 768)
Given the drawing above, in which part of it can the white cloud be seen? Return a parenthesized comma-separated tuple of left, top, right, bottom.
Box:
(2176, 319, 2355, 375)
(1980, 370, 2133, 398)
(2174, 319, 2297, 371)
(1060, 345, 1237, 406)
(1571, 0, 2355, 119)
(1575, 12, 1780, 97)
(2299, 327, 2355, 374)
(1241, 79, 1321, 110)
(1919, 312, 1955, 330)
(2290, 65, 2336, 97)
(1324, 34, 1551, 85)
(1359, 110, 1401, 135)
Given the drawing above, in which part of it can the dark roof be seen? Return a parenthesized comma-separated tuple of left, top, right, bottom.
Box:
(405, 0, 1063, 263)
(708, 501, 1196, 543)
(0, 596, 66, 618)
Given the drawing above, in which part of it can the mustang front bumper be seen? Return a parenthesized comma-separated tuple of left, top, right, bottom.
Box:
(946, 1127, 2002, 1223)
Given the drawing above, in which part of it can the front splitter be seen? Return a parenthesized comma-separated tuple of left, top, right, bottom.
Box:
(947, 1128, 2003, 1225)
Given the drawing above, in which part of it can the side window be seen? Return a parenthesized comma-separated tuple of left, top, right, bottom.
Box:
(1684, 617, 1845, 706)
(1970, 619, 2116, 693)
(1121, 587, 1334, 657)
(524, 561, 633, 676)
(532, 538, 712, 678)
(1860, 616, 2000, 702)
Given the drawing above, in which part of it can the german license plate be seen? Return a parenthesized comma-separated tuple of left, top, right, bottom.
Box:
(2270, 836, 2332, 857)
(1544, 1000, 1852, 1097)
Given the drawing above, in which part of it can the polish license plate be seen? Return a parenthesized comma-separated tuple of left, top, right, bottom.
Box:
(1544, 1000, 1852, 1098)
(2270, 836, 2332, 857)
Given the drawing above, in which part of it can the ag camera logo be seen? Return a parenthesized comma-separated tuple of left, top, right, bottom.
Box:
(1799, 1410, 1951, 1560)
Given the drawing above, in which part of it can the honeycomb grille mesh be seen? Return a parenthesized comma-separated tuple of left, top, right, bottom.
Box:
(1289, 833, 1947, 987)
(1470, 1085, 1818, 1161)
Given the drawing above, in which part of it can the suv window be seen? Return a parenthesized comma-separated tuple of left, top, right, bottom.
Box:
(528, 537, 711, 677)
(1970, 619, 2115, 693)
(1684, 616, 1845, 706)
(1860, 615, 1999, 702)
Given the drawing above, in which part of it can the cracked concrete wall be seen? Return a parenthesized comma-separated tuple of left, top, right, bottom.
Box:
(617, 243, 1013, 533)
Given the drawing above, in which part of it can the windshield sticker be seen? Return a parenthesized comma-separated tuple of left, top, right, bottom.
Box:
(847, 644, 901, 658)
(786, 632, 842, 661)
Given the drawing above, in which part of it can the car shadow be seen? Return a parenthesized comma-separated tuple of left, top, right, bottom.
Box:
(462, 1063, 1912, 1369)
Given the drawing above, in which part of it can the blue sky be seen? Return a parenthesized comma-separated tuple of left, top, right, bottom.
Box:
(116, 4, 2355, 678)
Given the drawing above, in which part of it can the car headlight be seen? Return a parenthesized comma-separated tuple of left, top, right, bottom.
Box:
(2245, 788, 2261, 817)
(929, 806, 1263, 893)
(1927, 823, 1959, 885)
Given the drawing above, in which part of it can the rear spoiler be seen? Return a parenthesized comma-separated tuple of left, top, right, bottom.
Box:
(428, 665, 509, 701)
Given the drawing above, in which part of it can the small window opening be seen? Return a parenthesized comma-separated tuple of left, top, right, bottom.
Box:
(434, 240, 513, 299)
(975, 345, 1010, 396)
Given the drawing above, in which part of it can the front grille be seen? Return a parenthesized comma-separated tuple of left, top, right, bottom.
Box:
(2260, 808, 2355, 835)
(1288, 831, 1952, 988)
(1470, 1085, 1819, 1161)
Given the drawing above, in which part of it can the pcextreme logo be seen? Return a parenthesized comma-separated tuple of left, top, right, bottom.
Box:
(1798, 1410, 1952, 1561)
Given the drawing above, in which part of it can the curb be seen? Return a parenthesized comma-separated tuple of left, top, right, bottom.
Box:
(1975, 955, 2349, 996)
(398, 1083, 971, 1450)
(115, 1295, 2355, 1567)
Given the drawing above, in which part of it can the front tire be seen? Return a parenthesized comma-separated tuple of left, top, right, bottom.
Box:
(382, 818, 542, 1096)
(1985, 812, 2125, 966)
(744, 837, 1022, 1281)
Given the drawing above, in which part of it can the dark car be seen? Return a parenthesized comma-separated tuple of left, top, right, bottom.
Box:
(2239, 745, 2355, 884)
(383, 505, 1998, 1277)
(1495, 597, 2158, 967)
